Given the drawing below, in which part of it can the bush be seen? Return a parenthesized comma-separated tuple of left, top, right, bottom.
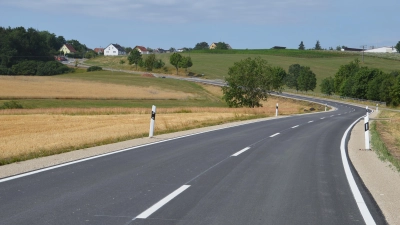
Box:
(0, 66, 12, 75)
(0, 100, 23, 109)
(11, 60, 42, 75)
(36, 61, 71, 75)
(87, 66, 103, 72)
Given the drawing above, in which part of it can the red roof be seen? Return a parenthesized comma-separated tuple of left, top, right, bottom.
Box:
(135, 46, 147, 52)
(94, 48, 104, 53)
(65, 44, 77, 53)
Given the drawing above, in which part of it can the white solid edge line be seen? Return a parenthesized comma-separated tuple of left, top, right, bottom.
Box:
(231, 147, 251, 157)
(291, 125, 299, 129)
(308, 121, 313, 123)
(269, 133, 280, 137)
(340, 117, 376, 225)
(135, 185, 190, 219)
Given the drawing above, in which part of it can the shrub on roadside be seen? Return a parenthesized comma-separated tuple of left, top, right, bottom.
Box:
(36, 61, 71, 75)
(87, 66, 103, 72)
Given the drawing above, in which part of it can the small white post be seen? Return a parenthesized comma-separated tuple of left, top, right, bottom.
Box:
(325, 104, 327, 112)
(275, 103, 279, 117)
(376, 104, 378, 112)
(364, 106, 370, 150)
(149, 105, 156, 138)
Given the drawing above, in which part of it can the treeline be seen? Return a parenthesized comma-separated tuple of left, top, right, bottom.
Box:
(320, 59, 400, 106)
(0, 26, 88, 75)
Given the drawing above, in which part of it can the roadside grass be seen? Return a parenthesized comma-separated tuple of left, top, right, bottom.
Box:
(0, 96, 323, 166)
(371, 110, 400, 172)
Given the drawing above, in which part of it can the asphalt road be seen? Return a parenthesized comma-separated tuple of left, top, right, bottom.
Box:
(0, 97, 387, 225)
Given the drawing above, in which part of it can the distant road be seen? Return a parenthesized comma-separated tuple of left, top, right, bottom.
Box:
(0, 95, 386, 224)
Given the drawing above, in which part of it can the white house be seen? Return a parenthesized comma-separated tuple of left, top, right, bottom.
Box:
(104, 44, 126, 56)
(364, 46, 398, 53)
(134, 46, 149, 55)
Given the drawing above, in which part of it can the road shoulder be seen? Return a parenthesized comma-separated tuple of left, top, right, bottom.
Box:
(348, 112, 400, 225)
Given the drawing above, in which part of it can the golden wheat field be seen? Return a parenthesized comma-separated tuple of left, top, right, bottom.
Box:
(0, 76, 196, 99)
(0, 99, 319, 162)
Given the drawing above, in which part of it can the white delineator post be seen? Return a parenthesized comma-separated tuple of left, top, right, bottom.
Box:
(275, 103, 278, 117)
(376, 104, 378, 112)
(149, 105, 156, 138)
(325, 104, 327, 112)
(364, 106, 370, 150)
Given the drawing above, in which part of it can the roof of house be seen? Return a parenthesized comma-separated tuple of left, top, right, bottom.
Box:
(343, 47, 363, 52)
(112, 44, 125, 52)
(64, 44, 77, 52)
(94, 48, 104, 53)
(272, 46, 286, 49)
(135, 46, 148, 52)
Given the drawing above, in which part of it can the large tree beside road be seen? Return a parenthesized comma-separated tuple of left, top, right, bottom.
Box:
(170, 53, 183, 75)
(222, 57, 285, 108)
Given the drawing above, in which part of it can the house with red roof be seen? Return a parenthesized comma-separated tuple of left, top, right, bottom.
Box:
(59, 44, 77, 55)
(94, 48, 104, 55)
(135, 46, 149, 54)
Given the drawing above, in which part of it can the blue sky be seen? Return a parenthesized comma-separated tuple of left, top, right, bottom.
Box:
(0, 0, 399, 50)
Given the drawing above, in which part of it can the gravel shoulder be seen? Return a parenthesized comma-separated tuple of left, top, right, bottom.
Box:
(349, 111, 400, 225)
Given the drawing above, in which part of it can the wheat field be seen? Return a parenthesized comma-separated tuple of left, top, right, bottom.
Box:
(0, 76, 196, 100)
(0, 99, 320, 162)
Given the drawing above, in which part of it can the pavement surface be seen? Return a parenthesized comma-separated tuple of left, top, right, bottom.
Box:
(0, 96, 395, 225)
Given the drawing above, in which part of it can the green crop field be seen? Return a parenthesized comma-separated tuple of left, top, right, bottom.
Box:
(86, 50, 400, 92)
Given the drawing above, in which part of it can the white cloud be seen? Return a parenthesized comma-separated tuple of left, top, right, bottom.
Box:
(1, 0, 329, 24)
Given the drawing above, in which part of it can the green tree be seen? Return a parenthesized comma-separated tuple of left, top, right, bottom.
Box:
(286, 64, 301, 91)
(85, 50, 97, 59)
(390, 77, 400, 106)
(298, 41, 305, 50)
(334, 59, 360, 93)
(127, 49, 142, 70)
(297, 66, 317, 92)
(222, 57, 275, 108)
(351, 67, 381, 99)
(144, 54, 156, 71)
(170, 53, 182, 75)
(125, 47, 133, 53)
(367, 73, 395, 102)
(315, 40, 322, 50)
(179, 56, 193, 73)
(194, 42, 209, 50)
(269, 66, 287, 93)
(320, 77, 335, 95)
(215, 42, 229, 50)
(336, 46, 342, 51)
(395, 41, 400, 54)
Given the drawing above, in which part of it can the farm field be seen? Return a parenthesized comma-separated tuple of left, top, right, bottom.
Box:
(85, 50, 400, 92)
(0, 72, 325, 165)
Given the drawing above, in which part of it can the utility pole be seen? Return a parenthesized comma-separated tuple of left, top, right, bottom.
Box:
(360, 45, 367, 63)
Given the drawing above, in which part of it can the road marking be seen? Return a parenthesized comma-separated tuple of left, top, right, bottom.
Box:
(135, 185, 190, 219)
(330, 115, 334, 117)
(338, 114, 341, 116)
(308, 121, 313, 123)
(270, 133, 280, 137)
(340, 118, 376, 225)
(320, 117, 325, 119)
(231, 147, 251, 157)
(291, 125, 299, 129)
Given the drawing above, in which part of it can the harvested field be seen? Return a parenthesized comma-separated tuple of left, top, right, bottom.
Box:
(0, 76, 196, 100)
(0, 98, 323, 164)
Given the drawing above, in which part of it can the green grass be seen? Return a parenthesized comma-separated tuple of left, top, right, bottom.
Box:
(86, 51, 400, 93)
(371, 122, 400, 172)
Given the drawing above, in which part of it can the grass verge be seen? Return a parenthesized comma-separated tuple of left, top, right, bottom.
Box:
(371, 122, 400, 172)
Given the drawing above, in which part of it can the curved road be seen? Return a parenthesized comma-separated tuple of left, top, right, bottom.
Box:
(0, 96, 386, 225)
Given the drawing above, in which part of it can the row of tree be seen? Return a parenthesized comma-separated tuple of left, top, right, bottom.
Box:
(320, 59, 400, 106)
(221, 58, 317, 108)
(127, 50, 193, 73)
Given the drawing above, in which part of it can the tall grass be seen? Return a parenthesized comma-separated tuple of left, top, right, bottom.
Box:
(371, 122, 400, 172)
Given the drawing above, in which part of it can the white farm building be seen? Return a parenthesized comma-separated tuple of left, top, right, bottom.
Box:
(104, 44, 126, 56)
(364, 46, 398, 53)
